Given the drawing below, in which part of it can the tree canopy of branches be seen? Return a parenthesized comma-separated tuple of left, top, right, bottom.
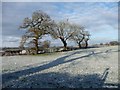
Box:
(83, 31, 90, 48)
(19, 10, 91, 54)
(49, 20, 81, 50)
(19, 10, 54, 54)
(70, 25, 90, 48)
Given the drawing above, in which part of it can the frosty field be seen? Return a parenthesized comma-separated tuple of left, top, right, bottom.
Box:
(2, 46, 119, 88)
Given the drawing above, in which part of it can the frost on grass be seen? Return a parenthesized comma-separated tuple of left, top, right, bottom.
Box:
(2, 46, 118, 88)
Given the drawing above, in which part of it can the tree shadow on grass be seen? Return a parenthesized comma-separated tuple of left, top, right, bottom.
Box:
(2, 68, 118, 88)
(2, 49, 117, 87)
(2, 51, 103, 84)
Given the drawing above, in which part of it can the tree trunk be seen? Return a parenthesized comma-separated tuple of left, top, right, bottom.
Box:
(85, 40, 88, 48)
(79, 35, 84, 49)
(78, 42, 81, 49)
(34, 38, 39, 54)
(60, 38, 67, 50)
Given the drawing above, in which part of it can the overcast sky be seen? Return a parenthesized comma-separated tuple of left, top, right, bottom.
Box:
(2, 2, 118, 47)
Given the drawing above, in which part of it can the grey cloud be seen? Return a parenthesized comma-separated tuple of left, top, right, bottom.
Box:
(2, 36, 21, 47)
(2, 2, 118, 47)
(61, 3, 118, 32)
(2, 36, 20, 42)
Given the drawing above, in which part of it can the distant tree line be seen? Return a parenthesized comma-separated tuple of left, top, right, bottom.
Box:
(92, 41, 120, 48)
(100, 41, 120, 46)
(109, 41, 120, 46)
(19, 10, 90, 54)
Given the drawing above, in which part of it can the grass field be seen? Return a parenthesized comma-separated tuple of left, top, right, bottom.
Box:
(2, 46, 119, 88)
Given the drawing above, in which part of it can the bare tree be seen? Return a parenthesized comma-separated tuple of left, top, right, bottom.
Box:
(70, 25, 85, 48)
(83, 31, 90, 48)
(19, 10, 54, 54)
(70, 24, 90, 49)
(49, 20, 78, 50)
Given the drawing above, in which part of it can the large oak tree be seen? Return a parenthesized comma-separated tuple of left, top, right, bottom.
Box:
(19, 10, 54, 54)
